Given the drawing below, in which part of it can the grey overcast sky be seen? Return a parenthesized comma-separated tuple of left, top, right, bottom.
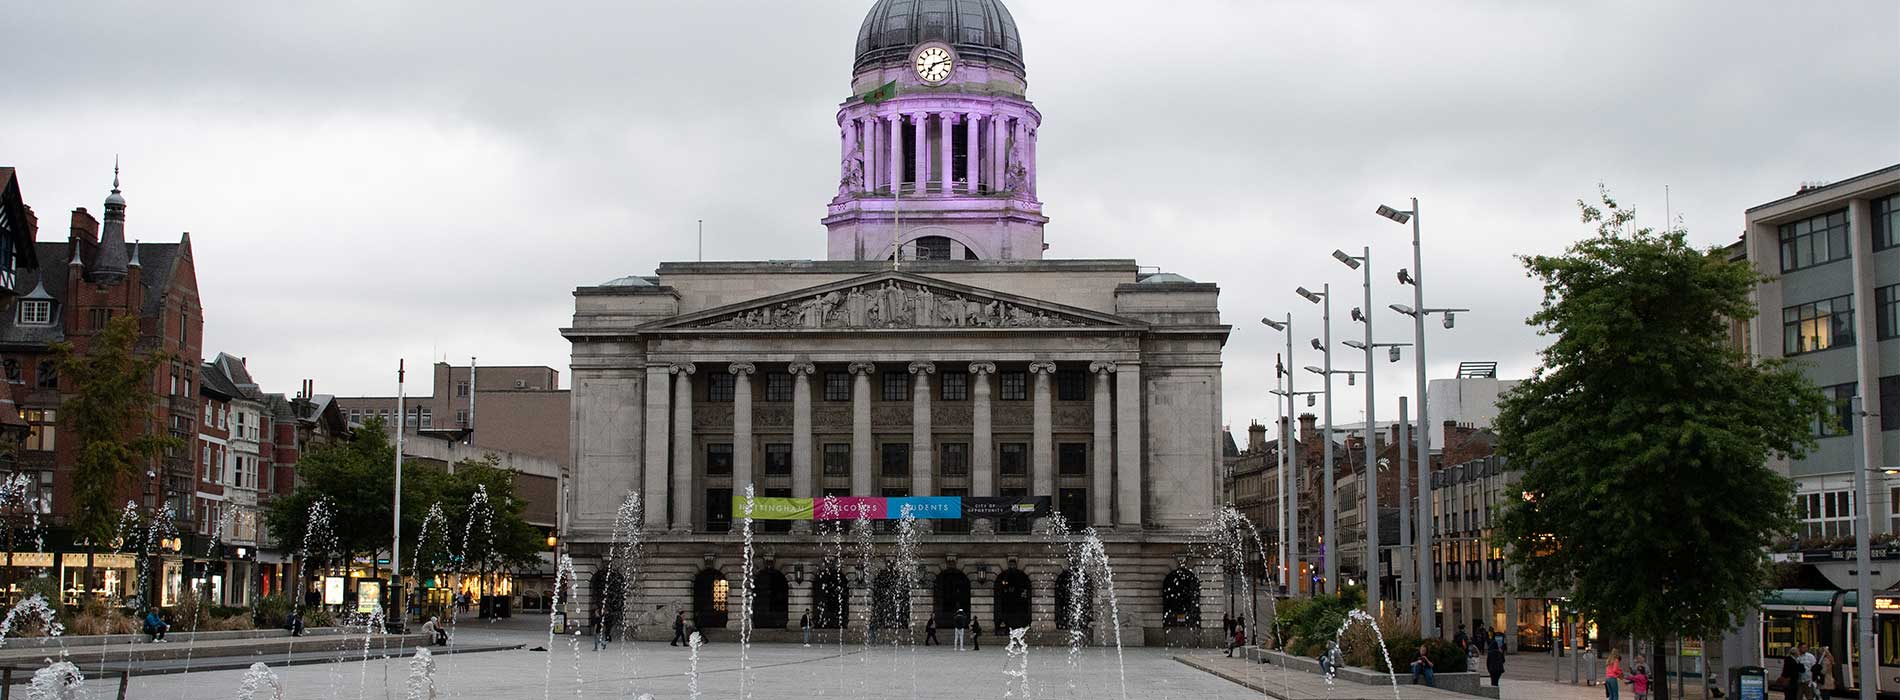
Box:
(3, 1, 1897, 438)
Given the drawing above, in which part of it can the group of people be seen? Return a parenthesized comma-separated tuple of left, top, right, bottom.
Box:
(1220, 613, 1248, 657)
(1600, 652, 1654, 700)
(1410, 623, 1508, 689)
(1779, 642, 1832, 700)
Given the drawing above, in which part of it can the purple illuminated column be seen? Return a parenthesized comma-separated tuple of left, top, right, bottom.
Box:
(863, 117, 879, 193)
(840, 119, 854, 193)
(913, 112, 928, 194)
(939, 112, 954, 194)
(1026, 126, 1037, 196)
(889, 112, 902, 193)
(967, 112, 981, 193)
(991, 115, 1006, 190)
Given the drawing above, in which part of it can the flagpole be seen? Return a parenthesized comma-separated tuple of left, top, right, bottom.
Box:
(391, 359, 405, 628)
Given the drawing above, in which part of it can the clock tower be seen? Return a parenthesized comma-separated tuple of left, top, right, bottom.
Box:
(823, 0, 1047, 262)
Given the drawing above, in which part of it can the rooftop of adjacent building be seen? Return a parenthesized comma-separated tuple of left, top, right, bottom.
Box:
(1745, 162, 1900, 222)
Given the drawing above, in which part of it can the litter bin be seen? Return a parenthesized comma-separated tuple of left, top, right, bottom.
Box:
(1731, 665, 1766, 700)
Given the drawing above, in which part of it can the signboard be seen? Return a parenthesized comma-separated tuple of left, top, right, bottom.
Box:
(8, 553, 53, 567)
(886, 497, 961, 520)
(356, 580, 382, 614)
(732, 496, 814, 521)
(323, 576, 345, 606)
(814, 496, 887, 521)
(1737, 671, 1765, 700)
(1876, 596, 1900, 612)
(962, 496, 1050, 520)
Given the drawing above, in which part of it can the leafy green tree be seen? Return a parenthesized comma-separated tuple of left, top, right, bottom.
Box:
(59, 314, 179, 545)
(265, 417, 398, 566)
(1494, 189, 1828, 699)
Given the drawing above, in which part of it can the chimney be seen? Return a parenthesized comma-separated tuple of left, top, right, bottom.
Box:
(69, 208, 98, 245)
(1298, 412, 1320, 468)
(1247, 420, 1267, 453)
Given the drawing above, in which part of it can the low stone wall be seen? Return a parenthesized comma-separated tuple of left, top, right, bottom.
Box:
(1248, 648, 1500, 699)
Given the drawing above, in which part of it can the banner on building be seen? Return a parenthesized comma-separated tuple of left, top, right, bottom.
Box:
(886, 496, 962, 520)
(961, 496, 1050, 519)
(731, 496, 814, 520)
(813, 496, 887, 520)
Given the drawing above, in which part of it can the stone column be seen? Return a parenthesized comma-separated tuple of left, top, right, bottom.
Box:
(850, 362, 876, 495)
(1114, 363, 1142, 527)
(969, 362, 996, 497)
(992, 115, 1006, 191)
(643, 365, 673, 531)
(967, 113, 981, 193)
(913, 112, 929, 194)
(790, 362, 816, 534)
(670, 363, 696, 533)
(910, 361, 935, 496)
(938, 112, 954, 193)
(840, 119, 854, 192)
(1026, 126, 1037, 196)
(730, 362, 756, 491)
(1028, 361, 1057, 498)
(1089, 361, 1115, 527)
(889, 113, 903, 193)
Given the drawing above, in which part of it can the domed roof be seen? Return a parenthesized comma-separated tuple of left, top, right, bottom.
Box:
(855, 0, 1024, 76)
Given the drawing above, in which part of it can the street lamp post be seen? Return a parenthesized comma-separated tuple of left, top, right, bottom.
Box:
(1296, 284, 1337, 595)
(1262, 315, 1300, 596)
(1853, 395, 1876, 700)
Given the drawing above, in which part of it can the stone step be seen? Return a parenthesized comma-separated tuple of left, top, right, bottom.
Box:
(0, 626, 348, 651)
(0, 632, 430, 668)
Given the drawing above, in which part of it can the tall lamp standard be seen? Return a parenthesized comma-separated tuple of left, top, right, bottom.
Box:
(1295, 284, 1338, 595)
(1853, 395, 1878, 700)
(1261, 315, 1300, 595)
(1340, 302, 1411, 617)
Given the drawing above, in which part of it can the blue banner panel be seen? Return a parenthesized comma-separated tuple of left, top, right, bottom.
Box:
(885, 497, 962, 520)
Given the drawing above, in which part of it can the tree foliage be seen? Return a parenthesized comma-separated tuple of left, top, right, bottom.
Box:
(1494, 188, 1828, 647)
(58, 314, 178, 544)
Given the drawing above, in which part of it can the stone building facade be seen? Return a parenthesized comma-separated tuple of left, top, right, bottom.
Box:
(563, 0, 1231, 645)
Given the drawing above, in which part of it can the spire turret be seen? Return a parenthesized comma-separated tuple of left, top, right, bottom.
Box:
(93, 159, 130, 283)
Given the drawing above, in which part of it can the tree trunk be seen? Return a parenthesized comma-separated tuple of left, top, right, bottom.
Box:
(1653, 636, 1671, 700)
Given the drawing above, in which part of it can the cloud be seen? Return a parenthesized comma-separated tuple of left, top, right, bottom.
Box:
(2, 0, 1894, 436)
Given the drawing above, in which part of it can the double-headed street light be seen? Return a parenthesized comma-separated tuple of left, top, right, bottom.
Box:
(1261, 315, 1305, 597)
(1295, 283, 1339, 595)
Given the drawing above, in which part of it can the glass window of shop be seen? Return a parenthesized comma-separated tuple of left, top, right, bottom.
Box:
(59, 553, 138, 605)
(1, 552, 54, 604)
(1762, 610, 1825, 659)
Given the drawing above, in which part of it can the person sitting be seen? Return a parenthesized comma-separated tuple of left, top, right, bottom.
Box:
(285, 609, 306, 637)
(143, 609, 169, 642)
(422, 616, 447, 646)
(1410, 644, 1436, 686)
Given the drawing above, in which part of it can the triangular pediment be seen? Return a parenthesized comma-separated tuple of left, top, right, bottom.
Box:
(645, 271, 1143, 332)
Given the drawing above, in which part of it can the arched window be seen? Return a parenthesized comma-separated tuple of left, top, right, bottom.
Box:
(993, 567, 1032, 631)
(752, 567, 790, 629)
(933, 568, 971, 622)
(812, 567, 850, 629)
(591, 568, 627, 623)
(871, 565, 911, 630)
(915, 236, 953, 261)
(693, 568, 730, 630)
(1054, 568, 1094, 630)
(1162, 568, 1201, 627)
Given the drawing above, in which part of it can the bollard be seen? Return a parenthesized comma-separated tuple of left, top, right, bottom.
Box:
(116, 669, 130, 700)
(2, 666, 10, 700)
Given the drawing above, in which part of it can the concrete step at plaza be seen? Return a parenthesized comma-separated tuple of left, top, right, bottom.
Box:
(0, 631, 431, 669)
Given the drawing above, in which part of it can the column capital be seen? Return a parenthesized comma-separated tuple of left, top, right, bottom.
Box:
(940, 111, 960, 123)
(1088, 360, 1117, 374)
(670, 362, 697, 376)
(787, 362, 818, 376)
(968, 361, 997, 376)
(908, 361, 936, 375)
(1028, 360, 1058, 375)
(848, 361, 877, 376)
(729, 362, 757, 376)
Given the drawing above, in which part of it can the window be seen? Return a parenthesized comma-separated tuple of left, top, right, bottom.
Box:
(420, 408, 432, 428)
(939, 372, 967, 401)
(35, 360, 56, 389)
(455, 380, 470, 398)
(999, 487, 1029, 533)
(1783, 295, 1854, 354)
(940, 443, 968, 476)
(706, 488, 732, 533)
(1778, 209, 1851, 272)
(824, 372, 851, 401)
(1881, 375, 1899, 432)
(708, 374, 735, 402)
(1056, 369, 1087, 401)
(179, 309, 189, 346)
(23, 409, 54, 451)
(765, 373, 793, 402)
(201, 444, 212, 478)
(455, 409, 469, 427)
(204, 402, 213, 424)
(823, 443, 851, 476)
(1817, 383, 1856, 437)
(707, 443, 734, 475)
(87, 308, 111, 331)
(764, 443, 792, 475)
(761, 487, 793, 533)
(1796, 489, 1855, 539)
(1059, 488, 1087, 527)
(1876, 194, 1899, 250)
(999, 371, 1027, 401)
(881, 443, 909, 477)
(999, 442, 1027, 476)
(16, 301, 50, 326)
(1878, 285, 1899, 341)
(1058, 443, 1088, 475)
(881, 371, 908, 401)
(915, 236, 953, 261)
(2, 359, 17, 384)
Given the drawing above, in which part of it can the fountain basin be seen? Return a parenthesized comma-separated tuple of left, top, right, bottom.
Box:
(0, 631, 430, 670)
(1250, 648, 1499, 698)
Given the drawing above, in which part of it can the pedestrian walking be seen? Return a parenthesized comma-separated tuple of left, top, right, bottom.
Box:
(1486, 641, 1506, 687)
(925, 615, 939, 646)
(953, 609, 968, 650)
(1222, 612, 1234, 639)
(800, 610, 812, 647)
(969, 618, 982, 651)
(1605, 652, 1624, 700)
(1630, 662, 1650, 700)
(1815, 648, 1833, 694)
(1454, 624, 1469, 653)
(671, 611, 688, 647)
(1794, 645, 1818, 700)
(592, 615, 610, 652)
(1779, 643, 1806, 700)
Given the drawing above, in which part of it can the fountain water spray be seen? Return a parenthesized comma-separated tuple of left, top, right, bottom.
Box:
(606, 491, 645, 698)
(404, 648, 437, 700)
(1002, 626, 1032, 700)
(25, 660, 84, 700)
(238, 662, 286, 700)
(685, 631, 703, 700)
(1332, 608, 1402, 700)
(738, 485, 756, 700)
(0, 594, 65, 646)
(356, 603, 387, 700)
(543, 553, 575, 700)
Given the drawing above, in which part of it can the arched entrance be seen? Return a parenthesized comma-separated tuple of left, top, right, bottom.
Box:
(934, 568, 971, 622)
(692, 569, 729, 630)
(812, 567, 850, 629)
(993, 567, 1032, 631)
(752, 567, 789, 629)
(1161, 568, 1200, 627)
(1054, 568, 1094, 630)
(871, 565, 911, 630)
(591, 567, 627, 623)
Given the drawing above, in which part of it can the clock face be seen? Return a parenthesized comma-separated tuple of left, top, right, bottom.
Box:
(914, 46, 953, 83)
